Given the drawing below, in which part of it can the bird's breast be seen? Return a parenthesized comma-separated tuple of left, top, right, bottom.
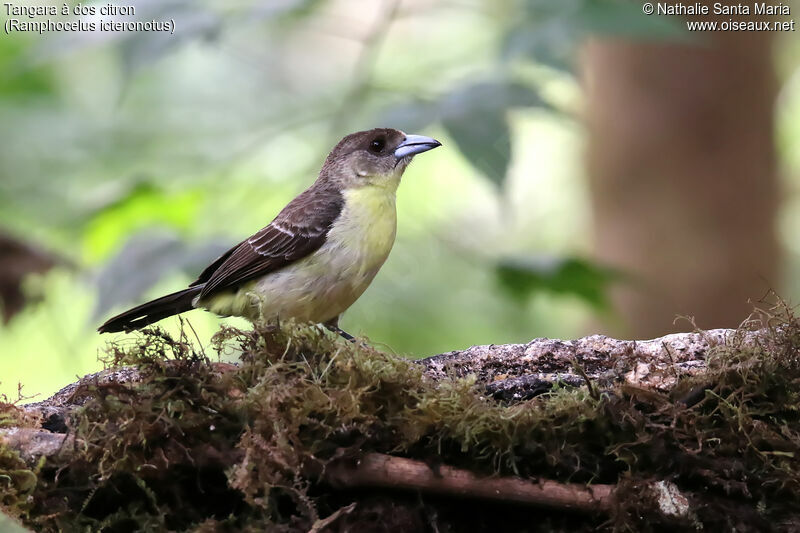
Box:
(329, 186, 398, 269)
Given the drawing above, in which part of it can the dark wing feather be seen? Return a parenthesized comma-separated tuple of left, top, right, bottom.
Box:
(195, 186, 343, 299)
(190, 247, 237, 287)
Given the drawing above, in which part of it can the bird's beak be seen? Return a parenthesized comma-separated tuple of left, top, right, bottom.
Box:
(394, 134, 442, 159)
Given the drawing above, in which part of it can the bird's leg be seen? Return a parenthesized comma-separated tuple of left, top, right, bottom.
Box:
(323, 316, 355, 342)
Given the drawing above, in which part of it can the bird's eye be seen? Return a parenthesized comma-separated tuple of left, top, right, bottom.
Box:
(369, 138, 385, 153)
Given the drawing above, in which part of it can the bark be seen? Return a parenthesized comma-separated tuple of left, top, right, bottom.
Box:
(582, 13, 779, 338)
(422, 327, 750, 400)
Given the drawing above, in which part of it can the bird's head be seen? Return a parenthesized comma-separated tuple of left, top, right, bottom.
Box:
(319, 128, 441, 191)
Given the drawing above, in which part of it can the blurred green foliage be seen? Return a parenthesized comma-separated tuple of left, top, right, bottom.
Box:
(0, 0, 798, 400)
(504, 0, 688, 69)
(496, 256, 622, 310)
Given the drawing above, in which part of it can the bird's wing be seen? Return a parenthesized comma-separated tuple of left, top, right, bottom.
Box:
(192, 186, 344, 299)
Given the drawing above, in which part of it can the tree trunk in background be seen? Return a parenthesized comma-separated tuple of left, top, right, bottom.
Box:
(582, 31, 779, 338)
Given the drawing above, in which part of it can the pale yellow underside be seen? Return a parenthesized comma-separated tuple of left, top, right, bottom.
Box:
(198, 184, 398, 324)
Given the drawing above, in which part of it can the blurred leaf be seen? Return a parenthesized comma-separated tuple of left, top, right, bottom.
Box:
(29, 0, 222, 74)
(93, 229, 231, 319)
(496, 255, 622, 310)
(0, 231, 60, 323)
(442, 80, 546, 111)
(503, 21, 577, 72)
(504, 0, 689, 70)
(119, 1, 221, 77)
(0, 36, 55, 98)
(378, 99, 439, 133)
(577, 0, 690, 39)
(37, 0, 329, 76)
(442, 110, 511, 187)
(502, 0, 584, 69)
(83, 183, 204, 262)
(440, 81, 547, 186)
(256, 0, 327, 21)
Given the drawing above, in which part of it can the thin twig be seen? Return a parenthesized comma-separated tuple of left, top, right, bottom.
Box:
(324, 453, 614, 513)
(572, 354, 599, 401)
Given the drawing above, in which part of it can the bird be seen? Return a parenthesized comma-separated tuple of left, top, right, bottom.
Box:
(98, 128, 441, 339)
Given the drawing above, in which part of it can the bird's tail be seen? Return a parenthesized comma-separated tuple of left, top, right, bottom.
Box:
(98, 286, 203, 333)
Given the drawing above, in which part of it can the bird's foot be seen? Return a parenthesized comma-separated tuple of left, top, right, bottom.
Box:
(324, 324, 356, 342)
(321, 317, 357, 342)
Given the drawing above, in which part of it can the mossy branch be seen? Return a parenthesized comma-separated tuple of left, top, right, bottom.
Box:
(1, 315, 798, 531)
(422, 327, 756, 400)
(27, 326, 751, 424)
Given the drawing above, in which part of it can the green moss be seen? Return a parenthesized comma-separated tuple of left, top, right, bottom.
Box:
(0, 442, 36, 525)
(0, 442, 36, 522)
(0, 395, 39, 524)
(11, 310, 800, 531)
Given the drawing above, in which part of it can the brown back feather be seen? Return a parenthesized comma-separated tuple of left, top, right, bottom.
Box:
(194, 185, 344, 299)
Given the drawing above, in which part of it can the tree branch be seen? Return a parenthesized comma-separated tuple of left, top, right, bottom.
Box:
(3, 327, 768, 525)
(324, 453, 615, 513)
(420, 327, 757, 400)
